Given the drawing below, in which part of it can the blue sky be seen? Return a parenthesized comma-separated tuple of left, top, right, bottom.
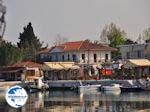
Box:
(4, 0, 150, 46)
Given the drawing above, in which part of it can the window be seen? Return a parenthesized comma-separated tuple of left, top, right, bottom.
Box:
(94, 54, 97, 62)
(81, 54, 85, 62)
(105, 54, 108, 61)
(40, 54, 44, 59)
(72, 54, 77, 62)
(68, 54, 70, 61)
(126, 52, 130, 59)
(145, 45, 148, 49)
(56, 55, 58, 61)
(62, 55, 64, 61)
(26, 70, 35, 76)
(49, 56, 52, 61)
(137, 50, 141, 58)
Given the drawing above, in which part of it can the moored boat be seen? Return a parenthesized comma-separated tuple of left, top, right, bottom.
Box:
(27, 77, 49, 93)
(101, 84, 121, 91)
(79, 84, 101, 93)
(120, 86, 142, 92)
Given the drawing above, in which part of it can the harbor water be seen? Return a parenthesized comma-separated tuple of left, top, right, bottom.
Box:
(1, 90, 150, 112)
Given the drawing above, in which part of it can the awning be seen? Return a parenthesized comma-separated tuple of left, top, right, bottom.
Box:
(44, 62, 80, 70)
(26, 76, 43, 80)
(123, 59, 150, 68)
(71, 65, 80, 70)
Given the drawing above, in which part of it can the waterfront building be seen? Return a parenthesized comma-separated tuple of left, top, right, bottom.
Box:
(0, 67, 24, 81)
(123, 59, 150, 78)
(12, 61, 44, 81)
(37, 40, 117, 64)
(36, 40, 117, 78)
(36, 48, 54, 63)
(0, 61, 43, 81)
(119, 43, 150, 60)
(43, 62, 82, 80)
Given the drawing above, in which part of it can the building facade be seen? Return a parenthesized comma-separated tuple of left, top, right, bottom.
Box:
(12, 61, 43, 81)
(37, 40, 117, 64)
(119, 43, 150, 60)
(0, 61, 43, 81)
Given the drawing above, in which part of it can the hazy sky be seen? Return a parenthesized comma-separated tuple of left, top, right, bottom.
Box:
(4, 0, 150, 46)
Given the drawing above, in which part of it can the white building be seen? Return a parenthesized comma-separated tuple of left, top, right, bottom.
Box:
(37, 40, 117, 64)
(119, 43, 150, 60)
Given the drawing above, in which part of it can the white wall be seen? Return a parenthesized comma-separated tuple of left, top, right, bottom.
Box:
(50, 50, 112, 64)
(119, 44, 150, 60)
(49, 49, 112, 64)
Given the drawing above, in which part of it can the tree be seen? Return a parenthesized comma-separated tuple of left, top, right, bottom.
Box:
(100, 23, 126, 58)
(124, 38, 136, 44)
(53, 34, 68, 46)
(141, 27, 150, 43)
(136, 34, 144, 44)
(17, 22, 43, 60)
(0, 40, 22, 67)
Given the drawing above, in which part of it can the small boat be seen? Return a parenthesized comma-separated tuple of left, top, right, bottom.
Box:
(79, 84, 101, 93)
(137, 79, 150, 91)
(101, 84, 121, 91)
(28, 77, 49, 93)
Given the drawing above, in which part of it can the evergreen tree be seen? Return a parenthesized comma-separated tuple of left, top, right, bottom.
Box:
(17, 22, 43, 60)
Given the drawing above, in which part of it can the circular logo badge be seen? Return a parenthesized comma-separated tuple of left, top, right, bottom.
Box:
(5, 85, 28, 108)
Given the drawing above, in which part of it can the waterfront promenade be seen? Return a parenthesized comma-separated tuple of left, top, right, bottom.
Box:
(0, 81, 21, 87)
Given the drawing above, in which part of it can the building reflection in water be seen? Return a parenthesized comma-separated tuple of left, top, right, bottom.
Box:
(22, 92, 44, 112)
(0, 90, 150, 112)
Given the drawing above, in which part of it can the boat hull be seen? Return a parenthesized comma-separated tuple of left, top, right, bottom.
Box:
(101, 84, 121, 91)
(102, 87, 120, 91)
(120, 87, 142, 92)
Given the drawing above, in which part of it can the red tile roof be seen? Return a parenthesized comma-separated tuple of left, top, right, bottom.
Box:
(79, 40, 117, 51)
(12, 61, 42, 68)
(37, 47, 54, 54)
(38, 40, 117, 53)
(55, 45, 65, 50)
(56, 40, 117, 52)
(61, 41, 83, 51)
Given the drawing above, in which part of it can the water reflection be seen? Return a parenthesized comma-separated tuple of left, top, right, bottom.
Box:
(0, 90, 150, 112)
(22, 92, 44, 112)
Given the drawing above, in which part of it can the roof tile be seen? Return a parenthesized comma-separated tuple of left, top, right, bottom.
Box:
(12, 61, 42, 68)
(39, 40, 117, 53)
